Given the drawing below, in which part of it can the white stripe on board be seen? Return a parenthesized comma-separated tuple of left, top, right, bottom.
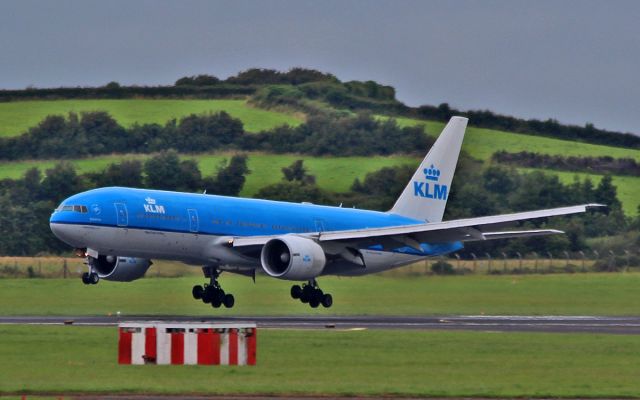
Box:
(131, 331, 146, 365)
(156, 331, 171, 365)
(184, 331, 198, 365)
(220, 333, 229, 365)
(237, 332, 247, 366)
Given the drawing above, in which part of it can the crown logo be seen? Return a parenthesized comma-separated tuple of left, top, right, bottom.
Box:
(424, 165, 440, 181)
(145, 197, 156, 205)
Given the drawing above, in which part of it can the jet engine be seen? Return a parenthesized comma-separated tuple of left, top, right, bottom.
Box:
(260, 236, 326, 280)
(89, 255, 152, 282)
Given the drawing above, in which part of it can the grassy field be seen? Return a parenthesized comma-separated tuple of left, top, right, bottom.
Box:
(0, 325, 639, 397)
(520, 167, 640, 216)
(1, 255, 614, 279)
(0, 152, 415, 196)
(392, 116, 640, 162)
(0, 273, 638, 316)
(0, 99, 303, 135)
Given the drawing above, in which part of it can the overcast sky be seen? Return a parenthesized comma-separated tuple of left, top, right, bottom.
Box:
(1, 0, 638, 134)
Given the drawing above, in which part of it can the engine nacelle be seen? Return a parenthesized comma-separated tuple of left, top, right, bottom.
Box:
(90, 255, 152, 282)
(260, 236, 326, 281)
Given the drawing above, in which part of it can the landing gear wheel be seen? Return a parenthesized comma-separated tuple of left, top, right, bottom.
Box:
(192, 285, 204, 300)
(89, 273, 99, 284)
(300, 285, 314, 303)
(195, 268, 237, 310)
(210, 287, 226, 308)
(211, 295, 222, 308)
(201, 287, 213, 304)
(321, 293, 333, 308)
(290, 285, 302, 299)
(223, 294, 235, 308)
(293, 280, 334, 308)
(81, 272, 90, 284)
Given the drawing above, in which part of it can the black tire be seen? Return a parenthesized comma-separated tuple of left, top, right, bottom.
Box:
(81, 272, 90, 284)
(309, 298, 320, 308)
(90, 273, 99, 284)
(201, 288, 213, 304)
(223, 294, 235, 308)
(321, 293, 333, 308)
(211, 297, 222, 308)
(290, 285, 302, 299)
(192, 285, 204, 300)
(300, 285, 313, 303)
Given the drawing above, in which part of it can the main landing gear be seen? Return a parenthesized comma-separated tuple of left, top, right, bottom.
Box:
(192, 268, 235, 309)
(290, 280, 333, 308)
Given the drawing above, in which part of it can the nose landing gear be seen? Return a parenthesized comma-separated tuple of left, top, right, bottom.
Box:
(81, 271, 99, 285)
(291, 279, 333, 308)
(81, 255, 99, 285)
(192, 268, 235, 309)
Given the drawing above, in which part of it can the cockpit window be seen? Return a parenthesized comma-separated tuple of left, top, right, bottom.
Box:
(55, 205, 88, 213)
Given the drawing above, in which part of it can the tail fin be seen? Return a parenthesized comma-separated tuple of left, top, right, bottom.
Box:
(389, 116, 468, 222)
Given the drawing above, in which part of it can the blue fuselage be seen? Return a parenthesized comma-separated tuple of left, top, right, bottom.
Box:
(50, 187, 463, 272)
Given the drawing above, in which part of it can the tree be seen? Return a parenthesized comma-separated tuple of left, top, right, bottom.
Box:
(88, 160, 144, 188)
(595, 175, 621, 210)
(203, 154, 250, 196)
(282, 160, 315, 185)
(144, 150, 184, 191)
(39, 162, 85, 204)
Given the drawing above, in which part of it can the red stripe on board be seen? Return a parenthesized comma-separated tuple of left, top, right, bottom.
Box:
(170, 332, 184, 365)
(145, 327, 156, 363)
(228, 329, 238, 365)
(247, 328, 257, 366)
(118, 329, 132, 364)
(197, 330, 214, 365)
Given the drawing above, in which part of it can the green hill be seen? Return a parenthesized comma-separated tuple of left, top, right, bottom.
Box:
(0, 99, 302, 136)
(1, 97, 638, 216)
(391, 117, 640, 162)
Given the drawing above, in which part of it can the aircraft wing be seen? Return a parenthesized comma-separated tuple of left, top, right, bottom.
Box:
(232, 203, 603, 248)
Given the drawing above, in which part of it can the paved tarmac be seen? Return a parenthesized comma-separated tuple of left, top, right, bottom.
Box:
(2, 315, 640, 334)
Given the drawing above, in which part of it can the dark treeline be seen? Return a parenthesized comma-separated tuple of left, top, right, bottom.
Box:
(412, 103, 640, 149)
(1, 152, 638, 256)
(0, 84, 255, 101)
(493, 151, 640, 177)
(0, 111, 428, 160)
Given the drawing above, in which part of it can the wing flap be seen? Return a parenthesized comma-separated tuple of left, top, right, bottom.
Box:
(477, 229, 564, 241)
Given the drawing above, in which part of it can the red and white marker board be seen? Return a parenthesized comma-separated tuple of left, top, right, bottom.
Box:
(118, 322, 257, 365)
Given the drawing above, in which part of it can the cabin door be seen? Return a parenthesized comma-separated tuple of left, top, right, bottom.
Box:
(114, 203, 128, 227)
(188, 209, 199, 233)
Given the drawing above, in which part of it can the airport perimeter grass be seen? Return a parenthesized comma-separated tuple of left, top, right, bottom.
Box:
(0, 99, 302, 135)
(1, 273, 638, 316)
(0, 325, 639, 397)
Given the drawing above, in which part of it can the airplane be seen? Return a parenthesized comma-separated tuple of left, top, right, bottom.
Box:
(49, 116, 602, 309)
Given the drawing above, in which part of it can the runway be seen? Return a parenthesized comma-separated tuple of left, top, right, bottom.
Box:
(2, 315, 640, 334)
